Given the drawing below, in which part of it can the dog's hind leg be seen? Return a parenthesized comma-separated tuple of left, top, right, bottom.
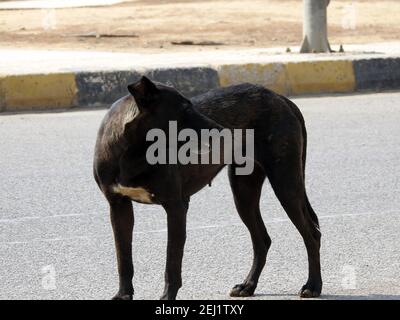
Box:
(228, 164, 271, 297)
(264, 146, 322, 298)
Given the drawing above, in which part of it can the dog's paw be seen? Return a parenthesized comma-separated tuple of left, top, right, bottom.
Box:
(229, 282, 256, 297)
(160, 289, 178, 300)
(112, 292, 133, 300)
(299, 283, 321, 298)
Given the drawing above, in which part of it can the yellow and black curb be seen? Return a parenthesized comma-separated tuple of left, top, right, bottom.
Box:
(1, 57, 399, 112)
(0, 73, 78, 112)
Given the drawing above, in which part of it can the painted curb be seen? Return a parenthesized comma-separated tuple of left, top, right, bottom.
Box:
(353, 58, 400, 91)
(285, 60, 356, 95)
(217, 60, 356, 96)
(0, 73, 77, 112)
(76, 70, 142, 107)
(145, 67, 220, 98)
(74, 67, 219, 108)
(217, 63, 288, 95)
(1, 57, 400, 112)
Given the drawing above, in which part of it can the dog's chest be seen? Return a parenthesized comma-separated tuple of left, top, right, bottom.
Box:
(112, 184, 155, 204)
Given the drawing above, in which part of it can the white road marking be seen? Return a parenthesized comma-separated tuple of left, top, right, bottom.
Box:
(0, 212, 100, 224)
(0, 209, 398, 246)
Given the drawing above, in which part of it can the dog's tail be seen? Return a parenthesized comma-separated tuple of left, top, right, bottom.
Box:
(283, 96, 320, 228)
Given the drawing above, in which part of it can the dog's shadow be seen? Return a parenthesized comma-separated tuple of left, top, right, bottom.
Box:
(242, 293, 400, 300)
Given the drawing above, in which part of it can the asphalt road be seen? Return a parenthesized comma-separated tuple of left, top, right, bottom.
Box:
(1, 92, 399, 300)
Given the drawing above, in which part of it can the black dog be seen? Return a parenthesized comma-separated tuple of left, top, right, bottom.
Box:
(93, 76, 322, 300)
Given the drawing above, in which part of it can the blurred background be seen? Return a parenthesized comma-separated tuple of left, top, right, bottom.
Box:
(0, 0, 399, 53)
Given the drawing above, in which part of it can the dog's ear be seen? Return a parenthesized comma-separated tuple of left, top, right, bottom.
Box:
(127, 76, 159, 109)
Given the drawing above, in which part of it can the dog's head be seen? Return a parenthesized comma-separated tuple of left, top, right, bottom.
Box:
(124, 76, 219, 140)
(128, 76, 191, 124)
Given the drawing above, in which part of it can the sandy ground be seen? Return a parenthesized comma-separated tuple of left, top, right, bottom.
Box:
(0, 0, 399, 53)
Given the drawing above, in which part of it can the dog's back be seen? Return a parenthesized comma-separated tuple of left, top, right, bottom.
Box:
(192, 83, 299, 130)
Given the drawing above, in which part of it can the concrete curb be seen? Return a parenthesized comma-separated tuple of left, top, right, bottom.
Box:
(0, 73, 77, 112)
(353, 58, 400, 91)
(1, 57, 400, 112)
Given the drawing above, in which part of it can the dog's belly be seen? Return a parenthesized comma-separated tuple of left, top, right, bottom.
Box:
(112, 184, 155, 204)
(180, 163, 225, 197)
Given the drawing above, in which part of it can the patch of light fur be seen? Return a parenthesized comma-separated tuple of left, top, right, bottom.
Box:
(112, 184, 153, 204)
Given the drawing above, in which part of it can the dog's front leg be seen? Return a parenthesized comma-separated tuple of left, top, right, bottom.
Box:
(109, 196, 134, 300)
(160, 200, 188, 300)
